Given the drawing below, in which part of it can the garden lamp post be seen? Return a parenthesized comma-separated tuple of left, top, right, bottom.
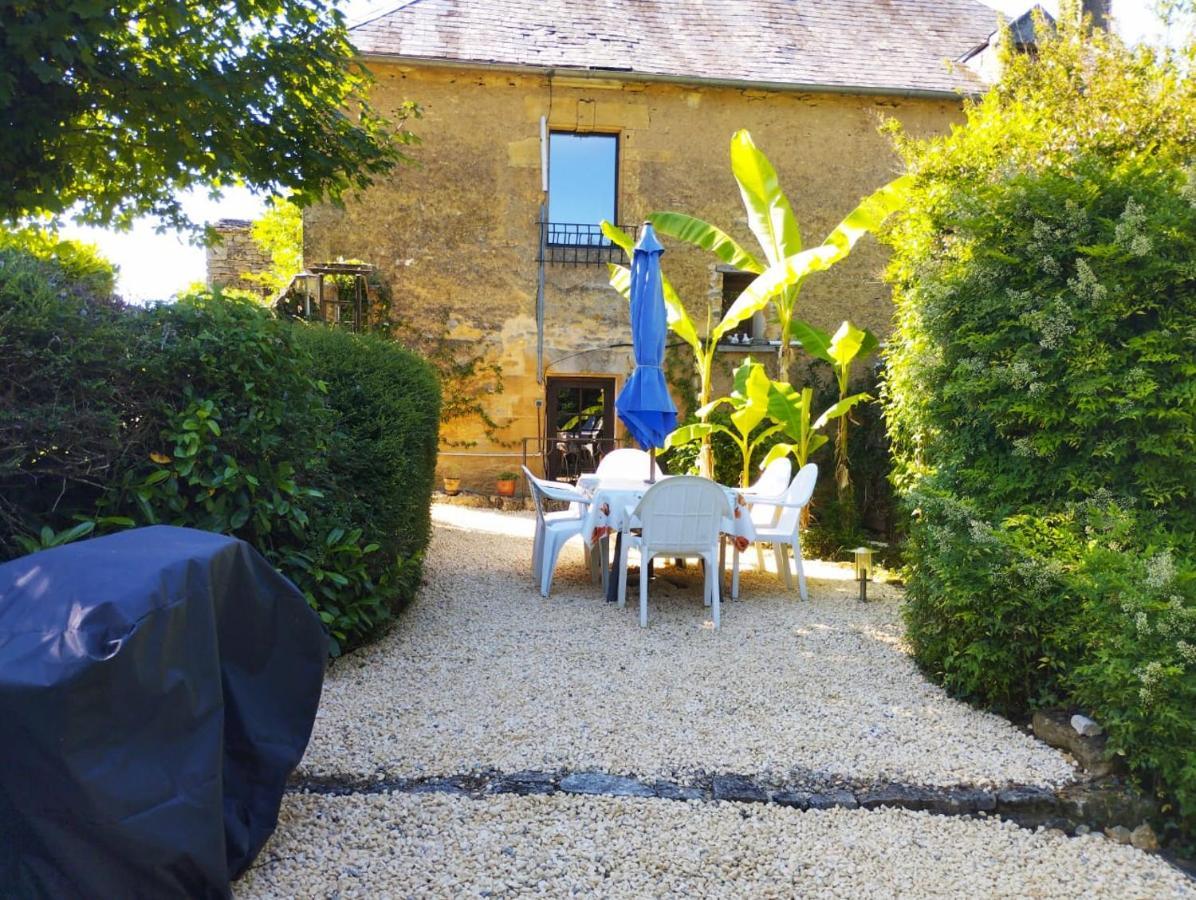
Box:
(852, 546, 873, 602)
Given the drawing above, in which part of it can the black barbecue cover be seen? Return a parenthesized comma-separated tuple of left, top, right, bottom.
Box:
(0, 526, 327, 899)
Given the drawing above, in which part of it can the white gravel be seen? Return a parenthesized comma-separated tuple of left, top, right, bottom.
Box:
(237, 792, 1194, 899)
(298, 505, 1075, 788)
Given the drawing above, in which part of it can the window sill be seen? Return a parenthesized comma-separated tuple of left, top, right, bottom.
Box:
(716, 340, 768, 353)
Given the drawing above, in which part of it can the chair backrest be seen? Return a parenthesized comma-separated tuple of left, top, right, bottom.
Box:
(775, 463, 819, 535)
(521, 465, 548, 521)
(633, 476, 730, 553)
(746, 457, 792, 527)
(750, 457, 792, 498)
(596, 447, 664, 480)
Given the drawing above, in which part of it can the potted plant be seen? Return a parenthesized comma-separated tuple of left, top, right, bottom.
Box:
(442, 471, 461, 496)
(495, 471, 518, 497)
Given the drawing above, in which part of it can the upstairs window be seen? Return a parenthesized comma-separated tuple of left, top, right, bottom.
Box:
(547, 132, 617, 246)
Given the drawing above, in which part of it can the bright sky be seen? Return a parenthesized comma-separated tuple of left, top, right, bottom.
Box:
(59, 0, 1170, 301)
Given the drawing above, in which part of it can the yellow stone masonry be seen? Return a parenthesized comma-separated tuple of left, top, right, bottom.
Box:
(305, 64, 965, 488)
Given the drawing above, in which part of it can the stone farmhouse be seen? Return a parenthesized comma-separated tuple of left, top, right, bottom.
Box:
(303, 0, 1016, 488)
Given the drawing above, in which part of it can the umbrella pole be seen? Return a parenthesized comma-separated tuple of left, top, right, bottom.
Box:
(648, 448, 656, 484)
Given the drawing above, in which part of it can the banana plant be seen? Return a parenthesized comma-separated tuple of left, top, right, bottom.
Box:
(789, 319, 878, 500)
(761, 383, 869, 472)
(664, 357, 785, 487)
(649, 129, 911, 380)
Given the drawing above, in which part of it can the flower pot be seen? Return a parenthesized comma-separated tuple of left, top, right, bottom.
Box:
(495, 478, 517, 497)
(443, 477, 461, 496)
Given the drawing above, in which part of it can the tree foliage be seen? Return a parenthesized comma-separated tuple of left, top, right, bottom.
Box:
(247, 197, 304, 295)
(0, 0, 417, 231)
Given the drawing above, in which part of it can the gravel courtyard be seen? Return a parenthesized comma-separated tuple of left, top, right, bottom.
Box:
(238, 505, 1193, 897)
(298, 505, 1075, 787)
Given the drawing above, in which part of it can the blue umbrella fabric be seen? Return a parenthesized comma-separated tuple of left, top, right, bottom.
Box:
(616, 222, 678, 451)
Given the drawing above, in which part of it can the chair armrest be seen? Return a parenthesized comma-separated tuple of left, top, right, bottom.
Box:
(741, 492, 785, 505)
(538, 483, 591, 505)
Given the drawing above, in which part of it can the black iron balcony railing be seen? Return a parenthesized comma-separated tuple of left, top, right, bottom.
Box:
(537, 221, 639, 266)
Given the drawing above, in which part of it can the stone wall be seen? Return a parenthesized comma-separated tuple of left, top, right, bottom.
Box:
(304, 64, 967, 488)
(206, 219, 272, 294)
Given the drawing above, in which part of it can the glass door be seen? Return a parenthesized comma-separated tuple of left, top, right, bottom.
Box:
(544, 377, 615, 481)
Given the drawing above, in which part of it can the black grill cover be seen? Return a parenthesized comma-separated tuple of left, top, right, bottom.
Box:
(0, 526, 327, 898)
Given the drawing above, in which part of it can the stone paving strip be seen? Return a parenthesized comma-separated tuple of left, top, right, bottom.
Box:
(236, 792, 1195, 899)
(297, 505, 1075, 789)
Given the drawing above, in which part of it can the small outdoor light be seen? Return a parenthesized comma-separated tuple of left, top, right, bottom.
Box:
(852, 546, 874, 602)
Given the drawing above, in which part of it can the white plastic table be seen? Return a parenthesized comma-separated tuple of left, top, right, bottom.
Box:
(577, 474, 757, 602)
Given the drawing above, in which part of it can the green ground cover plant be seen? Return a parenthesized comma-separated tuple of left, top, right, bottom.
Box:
(0, 235, 440, 655)
(883, 12, 1196, 844)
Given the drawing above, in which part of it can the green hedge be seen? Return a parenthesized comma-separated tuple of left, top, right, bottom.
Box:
(883, 23, 1196, 844)
(0, 237, 440, 656)
(293, 325, 441, 605)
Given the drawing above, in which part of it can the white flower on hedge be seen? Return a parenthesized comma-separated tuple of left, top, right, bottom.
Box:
(1113, 198, 1153, 257)
(967, 518, 998, 545)
(1011, 437, 1035, 457)
(1136, 660, 1165, 705)
(1068, 259, 1108, 303)
(1135, 611, 1151, 635)
(1038, 304, 1075, 350)
(1178, 640, 1196, 665)
(1006, 359, 1037, 388)
(1145, 550, 1176, 590)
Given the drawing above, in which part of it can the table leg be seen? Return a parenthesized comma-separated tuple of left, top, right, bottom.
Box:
(606, 531, 622, 603)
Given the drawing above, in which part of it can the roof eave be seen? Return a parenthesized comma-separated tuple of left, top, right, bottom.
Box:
(356, 52, 985, 101)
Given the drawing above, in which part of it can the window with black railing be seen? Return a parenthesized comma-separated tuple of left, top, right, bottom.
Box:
(542, 132, 630, 266)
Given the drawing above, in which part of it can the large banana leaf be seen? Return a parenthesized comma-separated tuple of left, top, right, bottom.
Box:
(729, 363, 771, 438)
(761, 435, 828, 469)
(827, 321, 871, 370)
(790, 319, 879, 371)
(821, 174, 913, 258)
(813, 392, 872, 430)
(766, 382, 810, 443)
(712, 244, 840, 342)
(730, 129, 801, 266)
(648, 212, 763, 274)
(788, 319, 834, 365)
(664, 421, 730, 449)
(694, 396, 732, 419)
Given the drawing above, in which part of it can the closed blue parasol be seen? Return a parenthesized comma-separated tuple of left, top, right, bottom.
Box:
(616, 222, 677, 479)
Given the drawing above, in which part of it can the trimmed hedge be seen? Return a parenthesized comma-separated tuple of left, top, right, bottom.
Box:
(0, 237, 440, 656)
(293, 325, 441, 604)
(883, 22, 1196, 844)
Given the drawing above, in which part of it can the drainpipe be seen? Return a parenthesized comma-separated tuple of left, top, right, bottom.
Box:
(536, 114, 548, 385)
(536, 201, 547, 385)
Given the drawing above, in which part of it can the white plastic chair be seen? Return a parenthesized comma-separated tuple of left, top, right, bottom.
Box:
(618, 476, 731, 628)
(733, 463, 818, 601)
(522, 467, 604, 597)
(595, 447, 665, 480)
(740, 457, 792, 572)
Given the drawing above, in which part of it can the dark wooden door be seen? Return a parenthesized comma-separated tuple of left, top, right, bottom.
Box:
(544, 377, 615, 480)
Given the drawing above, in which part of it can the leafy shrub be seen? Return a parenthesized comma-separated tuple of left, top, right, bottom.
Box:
(0, 237, 441, 656)
(883, 21, 1196, 842)
(293, 325, 441, 597)
(0, 241, 131, 554)
(0, 227, 116, 296)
